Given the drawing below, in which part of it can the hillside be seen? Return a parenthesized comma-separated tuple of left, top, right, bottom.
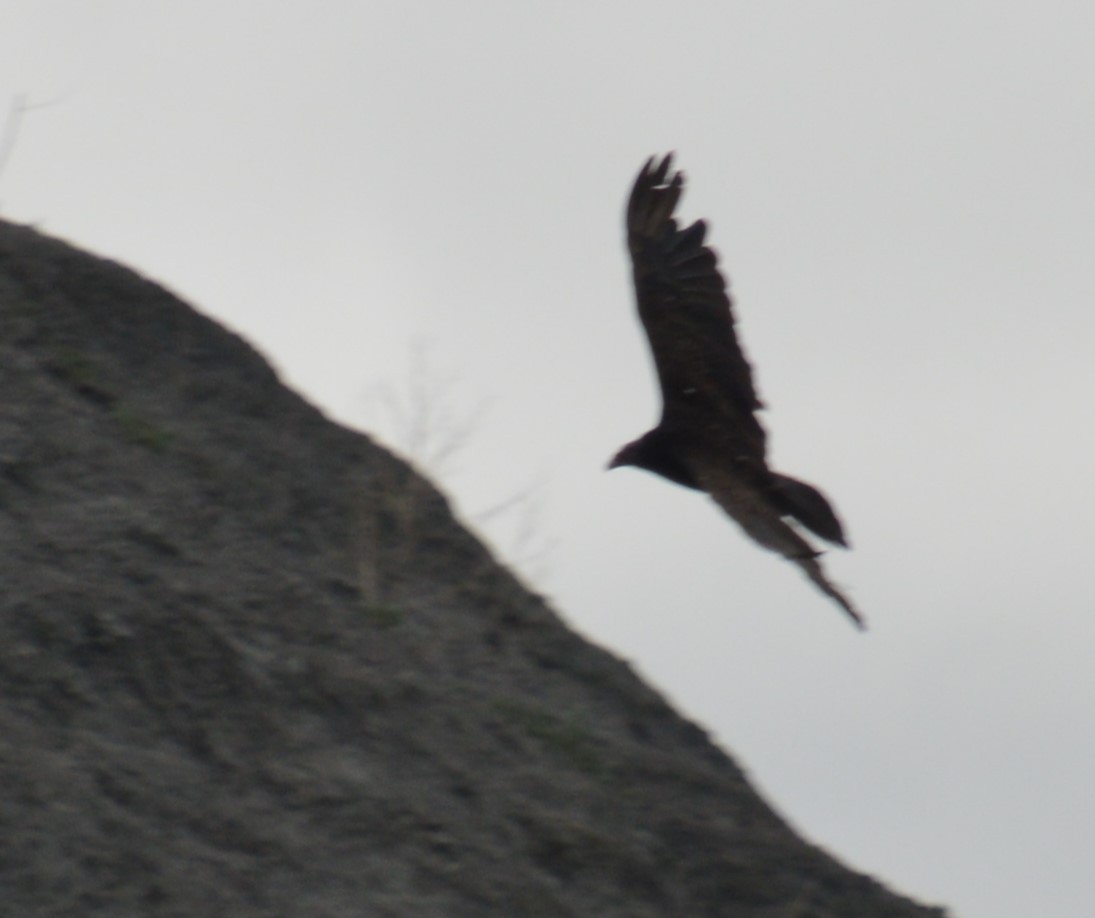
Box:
(0, 219, 948, 917)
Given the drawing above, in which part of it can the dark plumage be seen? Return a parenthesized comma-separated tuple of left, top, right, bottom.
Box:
(609, 154, 863, 629)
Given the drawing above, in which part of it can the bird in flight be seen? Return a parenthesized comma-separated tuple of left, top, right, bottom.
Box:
(609, 154, 863, 629)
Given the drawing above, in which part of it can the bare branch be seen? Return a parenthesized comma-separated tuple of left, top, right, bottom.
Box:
(363, 338, 554, 588)
(0, 94, 29, 183)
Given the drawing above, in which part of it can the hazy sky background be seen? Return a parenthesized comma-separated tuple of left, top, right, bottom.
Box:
(3, 4, 1094, 916)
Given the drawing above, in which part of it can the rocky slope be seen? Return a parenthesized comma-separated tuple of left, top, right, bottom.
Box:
(0, 219, 947, 916)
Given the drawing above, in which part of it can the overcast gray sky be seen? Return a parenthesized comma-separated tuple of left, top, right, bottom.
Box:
(4, 3, 1094, 916)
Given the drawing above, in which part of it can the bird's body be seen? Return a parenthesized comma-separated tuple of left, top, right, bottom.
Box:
(610, 154, 863, 628)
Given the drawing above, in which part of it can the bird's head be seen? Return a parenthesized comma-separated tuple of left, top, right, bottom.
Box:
(607, 430, 700, 490)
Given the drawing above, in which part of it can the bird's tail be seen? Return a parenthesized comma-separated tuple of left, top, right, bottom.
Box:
(768, 472, 849, 548)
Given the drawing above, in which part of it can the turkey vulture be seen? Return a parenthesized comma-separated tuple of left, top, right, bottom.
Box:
(609, 154, 863, 629)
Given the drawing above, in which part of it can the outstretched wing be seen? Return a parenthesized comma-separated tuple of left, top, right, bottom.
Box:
(693, 461, 864, 629)
(626, 153, 766, 461)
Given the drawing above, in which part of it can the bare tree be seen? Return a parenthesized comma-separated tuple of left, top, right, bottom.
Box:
(371, 337, 487, 482)
(0, 94, 29, 186)
(365, 338, 554, 587)
(1, 92, 65, 205)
